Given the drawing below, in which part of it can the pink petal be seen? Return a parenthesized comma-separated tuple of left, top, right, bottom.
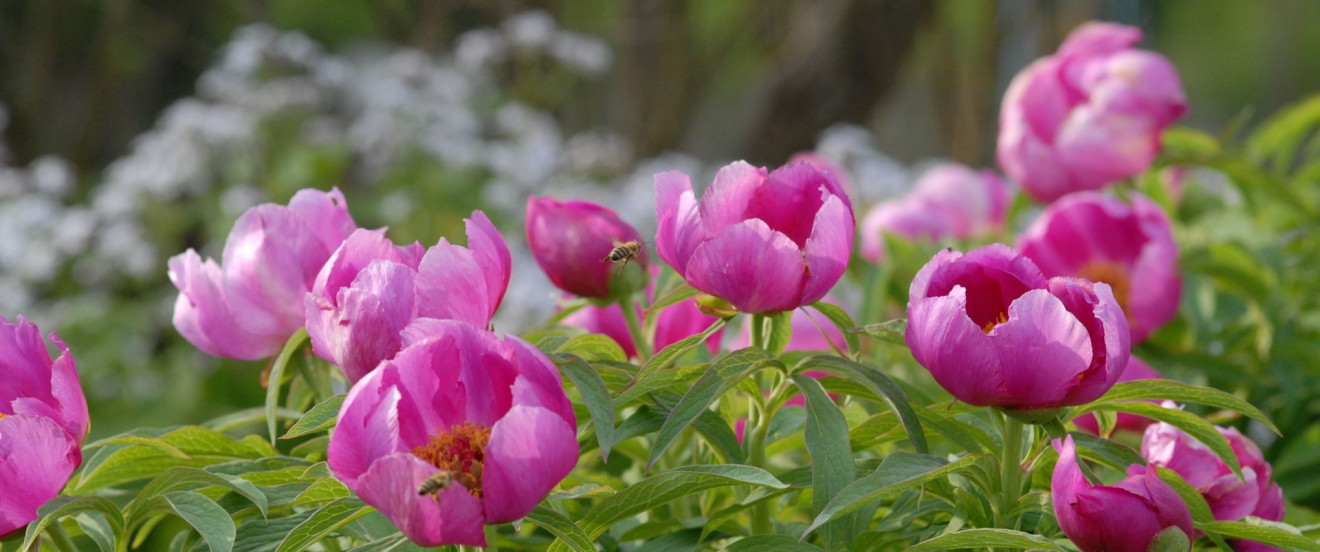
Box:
(306, 261, 417, 382)
(45, 334, 88, 442)
(506, 338, 577, 428)
(463, 211, 512, 317)
(328, 377, 405, 483)
(988, 289, 1094, 409)
(654, 171, 704, 276)
(561, 304, 637, 359)
(747, 162, 840, 247)
(168, 250, 280, 359)
(654, 298, 723, 354)
(1058, 22, 1142, 57)
(312, 229, 420, 303)
(220, 205, 329, 338)
(0, 415, 81, 536)
(699, 161, 765, 238)
(352, 453, 486, 547)
(285, 187, 356, 252)
(684, 219, 807, 314)
(482, 405, 579, 523)
(1049, 279, 1130, 404)
(905, 287, 1005, 406)
(801, 194, 854, 304)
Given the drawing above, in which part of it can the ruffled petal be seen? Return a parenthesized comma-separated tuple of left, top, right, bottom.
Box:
(463, 211, 512, 316)
(801, 194, 855, 305)
(654, 171, 705, 275)
(699, 161, 765, 237)
(481, 405, 579, 523)
(0, 415, 81, 537)
(285, 187, 356, 252)
(220, 205, 329, 338)
(306, 261, 417, 382)
(989, 289, 1093, 409)
(45, 334, 88, 442)
(328, 374, 406, 483)
(748, 161, 839, 247)
(168, 250, 279, 359)
(905, 287, 1005, 406)
(352, 453, 486, 547)
(684, 219, 806, 314)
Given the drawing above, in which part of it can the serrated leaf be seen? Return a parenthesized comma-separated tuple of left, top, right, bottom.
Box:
(159, 491, 236, 552)
(850, 319, 908, 347)
(793, 374, 857, 550)
(647, 348, 773, 470)
(267, 329, 308, 444)
(798, 356, 927, 453)
(525, 505, 596, 552)
(282, 394, 346, 439)
(802, 452, 985, 539)
(20, 496, 126, 552)
(275, 497, 372, 552)
(556, 334, 628, 363)
(553, 353, 617, 460)
(1086, 380, 1278, 434)
(1200, 519, 1320, 551)
(904, 528, 1063, 551)
(807, 301, 859, 354)
(1078, 403, 1243, 479)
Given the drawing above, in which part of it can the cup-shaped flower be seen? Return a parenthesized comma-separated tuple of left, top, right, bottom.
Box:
(305, 212, 511, 382)
(905, 244, 1130, 412)
(562, 296, 722, 360)
(859, 198, 953, 264)
(1142, 422, 1283, 524)
(526, 197, 647, 299)
(327, 319, 577, 547)
(0, 316, 88, 536)
(997, 22, 1187, 202)
(169, 188, 356, 360)
(910, 164, 1012, 240)
(1018, 192, 1179, 343)
(655, 160, 854, 314)
(1052, 436, 1194, 552)
(1072, 355, 1163, 435)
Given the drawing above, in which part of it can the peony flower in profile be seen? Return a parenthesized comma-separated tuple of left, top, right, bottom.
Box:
(305, 211, 511, 382)
(1017, 192, 1180, 343)
(1052, 436, 1194, 552)
(169, 188, 357, 360)
(1142, 422, 1284, 526)
(905, 244, 1129, 412)
(859, 163, 1009, 264)
(526, 197, 647, 299)
(327, 319, 577, 547)
(654, 160, 854, 314)
(0, 316, 89, 537)
(997, 22, 1187, 202)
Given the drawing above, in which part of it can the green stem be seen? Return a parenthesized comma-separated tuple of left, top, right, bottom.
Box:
(619, 294, 652, 361)
(746, 370, 791, 535)
(483, 525, 500, 552)
(45, 521, 78, 552)
(749, 314, 767, 351)
(998, 414, 1024, 529)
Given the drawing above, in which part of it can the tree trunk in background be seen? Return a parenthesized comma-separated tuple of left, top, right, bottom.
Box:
(611, 0, 694, 159)
(741, 0, 931, 166)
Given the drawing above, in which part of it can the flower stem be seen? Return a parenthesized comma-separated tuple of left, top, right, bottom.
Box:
(46, 521, 78, 552)
(998, 413, 1024, 529)
(619, 293, 652, 361)
(749, 314, 767, 351)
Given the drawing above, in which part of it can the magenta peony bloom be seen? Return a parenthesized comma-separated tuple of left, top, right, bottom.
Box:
(1017, 192, 1180, 343)
(562, 296, 722, 360)
(305, 212, 511, 382)
(654, 160, 854, 314)
(170, 188, 357, 360)
(0, 316, 88, 537)
(788, 151, 856, 201)
(327, 319, 577, 547)
(1142, 422, 1283, 525)
(905, 244, 1130, 411)
(1052, 436, 1194, 552)
(526, 197, 647, 299)
(858, 164, 1009, 264)
(1072, 356, 1163, 435)
(997, 22, 1187, 202)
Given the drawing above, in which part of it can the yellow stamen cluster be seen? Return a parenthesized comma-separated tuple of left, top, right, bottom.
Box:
(411, 421, 492, 498)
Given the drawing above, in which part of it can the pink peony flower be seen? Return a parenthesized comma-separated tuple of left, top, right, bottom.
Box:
(997, 22, 1187, 202)
(1071, 356, 1163, 435)
(905, 244, 1130, 411)
(654, 160, 854, 314)
(1052, 436, 1194, 552)
(169, 188, 357, 360)
(0, 316, 89, 537)
(859, 164, 1009, 264)
(1142, 422, 1284, 525)
(526, 197, 647, 299)
(1017, 192, 1180, 343)
(327, 320, 577, 547)
(858, 198, 953, 264)
(305, 212, 511, 382)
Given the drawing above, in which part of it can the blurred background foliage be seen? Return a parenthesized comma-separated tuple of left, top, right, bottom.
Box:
(1, 0, 1319, 514)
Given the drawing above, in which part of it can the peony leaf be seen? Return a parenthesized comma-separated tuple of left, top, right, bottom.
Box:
(646, 347, 775, 470)
(525, 506, 596, 552)
(282, 394, 346, 440)
(274, 496, 372, 552)
(1199, 519, 1320, 552)
(793, 374, 858, 550)
(1087, 379, 1277, 434)
(798, 355, 927, 453)
(904, 528, 1064, 551)
(553, 353, 617, 461)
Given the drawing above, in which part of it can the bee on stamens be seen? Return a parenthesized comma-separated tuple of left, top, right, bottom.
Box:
(417, 471, 456, 496)
(601, 240, 643, 274)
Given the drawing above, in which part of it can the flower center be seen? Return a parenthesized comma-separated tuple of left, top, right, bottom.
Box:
(411, 421, 492, 498)
(1077, 260, 1132, 315)
(981, 311, 1009, 334)
(0, 412, 6, 421)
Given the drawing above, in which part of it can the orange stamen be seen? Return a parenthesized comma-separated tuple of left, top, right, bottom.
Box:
(982, 311, 1009, 334)
(1077, 261, 1132, 316)
(412, 421, 492, 498)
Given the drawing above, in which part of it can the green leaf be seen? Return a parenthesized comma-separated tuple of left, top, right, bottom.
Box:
(159, 491, 236, 552)
(792, 374, 857, 550)
(1085, 380, 1279, 434)
(276, 497, 372, 552)
(765, 310, 794, 356)
(76, 427, 277, 493)
(1200, 519, 1320, 552)
(807, 301, 859, 354)
(802, 452, 985, 539)
(282, 394, 346, 439)
(1248, 94, 1320, 171)
(724, 535, 828, 552)
(1160, 126, 1221, 158)
(798, 356, 927, 453)
(1077, 403, 1243, 479)
(233, 511, 314, 552)
(556, 334, 628, 363)
(128, 466, 269, 521)
(637, 319, 726, 379)
(1153, 467, 1216, 524)
(525, 505, 597, 552)
(267, 329, 309, 444)
(646, 275, 697, 315)
(552, 353, 617, 460)
(20, 496, 126, 552)
(904, 528, 1063, 551)
(204, 407, 305, 433)
(614, 363, 707, 407)
(1068, 432, 1144, 474)
(850, 319, 907, 347)
(1146, 526, 1192, 552)
(292, 477, 353, 506)
(693, 409, 747, 465)
(647, 347, 773, 470)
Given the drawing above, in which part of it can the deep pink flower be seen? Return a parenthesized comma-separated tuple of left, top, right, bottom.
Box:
(1072, 356, 1162, 435)
(997, 22, 1187, 202)
(169, 188, 356, 360)
(526, 197, 647, 299)
(1052, 436, 1194, 552)
(788, 151, 855, 201)
(305, 212, 511, 382)
(1142, 422, 1283, 524)
(905, 244, 1130, 411)
(327, 319, 577, 547)
(0, 316, 88, 537)
(655, 161, 854, 314)
(1017, 192, 1180, 343)
(561, 296, 722, 360)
